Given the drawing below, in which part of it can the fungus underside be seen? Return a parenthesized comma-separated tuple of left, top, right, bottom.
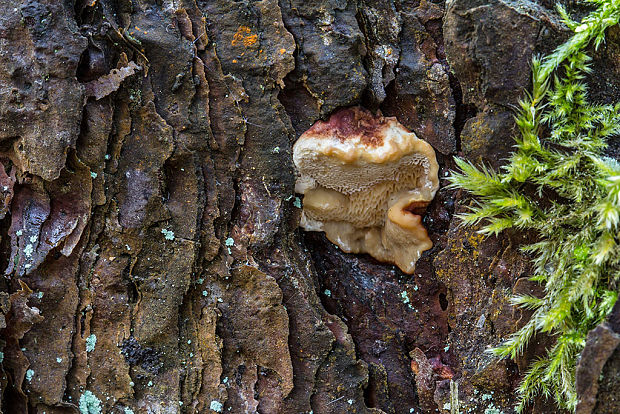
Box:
(293, 107, 439, 274)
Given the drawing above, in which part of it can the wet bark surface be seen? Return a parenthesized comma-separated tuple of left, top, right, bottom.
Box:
(0, 0, 617, 413)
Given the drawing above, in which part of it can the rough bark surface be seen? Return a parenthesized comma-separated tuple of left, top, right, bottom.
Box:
(0, 0, 617, 413)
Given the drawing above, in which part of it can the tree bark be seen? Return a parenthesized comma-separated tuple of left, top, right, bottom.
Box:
(0, 0, 618, 413)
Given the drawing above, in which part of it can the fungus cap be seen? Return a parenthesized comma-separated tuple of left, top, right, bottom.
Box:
(293, 107, 439, 274)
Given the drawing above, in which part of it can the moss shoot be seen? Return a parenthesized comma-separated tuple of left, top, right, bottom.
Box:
(449, 0, 620, 411)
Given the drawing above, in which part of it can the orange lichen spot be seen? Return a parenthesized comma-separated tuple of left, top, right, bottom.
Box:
(232, 59, 238, 63)
(411, 359, 421, 375)
(293, 107, 439, 274)
(244, 35, 258, 46)
(231, 26, 259, 47)
(279, 48, 287, 54)
(232, 26, 251, 44)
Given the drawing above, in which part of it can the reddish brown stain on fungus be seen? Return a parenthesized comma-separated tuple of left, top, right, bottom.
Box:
(304, 107, 387, 147)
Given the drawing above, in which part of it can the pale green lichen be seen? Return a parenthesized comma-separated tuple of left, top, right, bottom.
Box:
(24, 244, 33, 257)
(86, 334, 97, 352)
(210, 400, 223, 413)
(400, 291, 414, 310)
(79, 390, 102, 414)
(161, 228, 175, 240)
(25, 369, 34, 382)
(225, 237, 234, 254)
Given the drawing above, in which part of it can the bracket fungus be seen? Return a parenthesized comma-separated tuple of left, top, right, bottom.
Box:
(293, 107, 439, 274)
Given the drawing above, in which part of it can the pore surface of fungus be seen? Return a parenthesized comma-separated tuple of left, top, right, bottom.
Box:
(293, 107, 439, 273)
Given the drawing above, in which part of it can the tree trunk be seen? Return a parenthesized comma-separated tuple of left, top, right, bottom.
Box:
(0, 0, 618, 413)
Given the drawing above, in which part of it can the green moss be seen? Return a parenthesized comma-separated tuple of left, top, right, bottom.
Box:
(449, 1, 620, 411)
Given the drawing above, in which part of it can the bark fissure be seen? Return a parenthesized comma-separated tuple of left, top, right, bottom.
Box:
(0, 0, 617, 413)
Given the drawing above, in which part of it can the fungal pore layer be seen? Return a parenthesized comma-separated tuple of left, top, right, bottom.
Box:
(293, 107, 439, 274)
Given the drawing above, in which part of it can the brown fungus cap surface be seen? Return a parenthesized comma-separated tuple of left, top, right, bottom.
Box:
(293, 107, 439, 274)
